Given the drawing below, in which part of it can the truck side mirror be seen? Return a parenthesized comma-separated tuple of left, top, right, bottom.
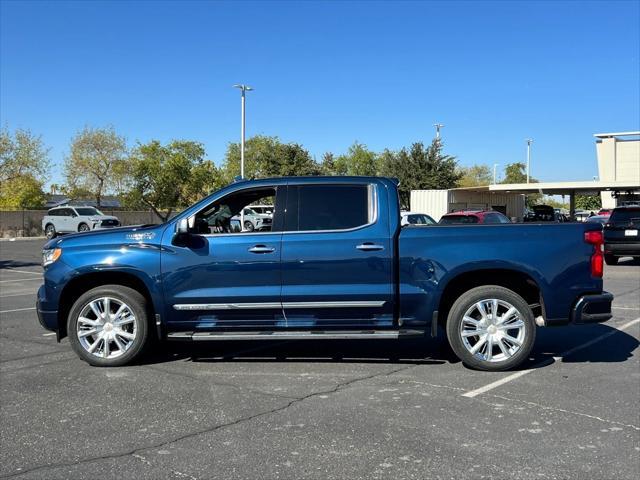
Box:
(172, 218, 190, 246)
(176, 218, 189, 234)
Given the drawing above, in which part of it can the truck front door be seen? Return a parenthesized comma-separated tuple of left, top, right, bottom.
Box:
(161, 185, 285, 333)
(280, 181, 395, 329)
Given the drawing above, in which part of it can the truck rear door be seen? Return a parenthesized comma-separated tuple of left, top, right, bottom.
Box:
(280, 180, 395, 329)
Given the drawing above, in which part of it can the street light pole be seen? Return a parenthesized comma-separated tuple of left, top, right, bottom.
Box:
(526, 138, 533, 184)
(434, 123, 444, 140)
(493, 163, 499, 184)
(233, 84, 253, 179)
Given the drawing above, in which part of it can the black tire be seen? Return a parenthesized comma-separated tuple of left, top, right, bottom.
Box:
(45, 224, 57, 239)
(244, 220, 255, 232)
(446, 285, 536, 372)
(78, 223, 90, 233)
(67, 285, 150, 367)
(604, 254, 618, 266)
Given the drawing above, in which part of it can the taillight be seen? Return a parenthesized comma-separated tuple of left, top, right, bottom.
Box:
(584, 230, 603, 277)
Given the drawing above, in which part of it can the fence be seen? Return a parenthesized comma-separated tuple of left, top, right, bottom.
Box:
(0, 210, 171, 238)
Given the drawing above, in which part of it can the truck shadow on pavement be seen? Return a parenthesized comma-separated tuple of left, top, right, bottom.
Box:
(0, 260, 42, 269)
(145, 323, 638, 370)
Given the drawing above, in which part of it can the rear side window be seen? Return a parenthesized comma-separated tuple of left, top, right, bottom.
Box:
(48, 209, 60, 216)
(610, 209, 640, 226)
(439, 215, 479, 225)
(285, 184, 371, 232)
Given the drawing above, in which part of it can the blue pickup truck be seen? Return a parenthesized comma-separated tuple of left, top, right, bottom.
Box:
(37, 177, 613, 371)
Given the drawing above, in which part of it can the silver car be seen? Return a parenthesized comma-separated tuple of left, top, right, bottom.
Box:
(42, 206, 120, 239)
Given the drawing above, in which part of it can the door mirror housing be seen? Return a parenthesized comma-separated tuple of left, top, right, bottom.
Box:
(172, 217, 191, 245)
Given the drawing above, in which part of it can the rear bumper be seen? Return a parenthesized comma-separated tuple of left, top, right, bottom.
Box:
(571, 292, 614, 324)
(604, 243, 640, 256)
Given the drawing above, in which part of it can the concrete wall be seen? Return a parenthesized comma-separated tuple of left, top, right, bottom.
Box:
(0, 210, 170, 238)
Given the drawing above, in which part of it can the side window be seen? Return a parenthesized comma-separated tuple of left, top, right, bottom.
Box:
(48, 210, 59, 216)
(191, 187, 280, 234)
(285, 184, 372, 232)
(59, 208, 72, 217)
(484, 213, 500, 224)
(497, 213, 511, 224)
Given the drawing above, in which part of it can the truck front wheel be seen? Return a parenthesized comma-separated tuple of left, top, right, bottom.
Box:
(446, 285, 536, 371)
(67, 285, 150, 367)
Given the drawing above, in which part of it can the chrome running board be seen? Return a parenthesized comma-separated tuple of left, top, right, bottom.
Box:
(167, 330, 424, 341)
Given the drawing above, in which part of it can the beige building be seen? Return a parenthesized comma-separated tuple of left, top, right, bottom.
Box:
(594, 131, 640, 208)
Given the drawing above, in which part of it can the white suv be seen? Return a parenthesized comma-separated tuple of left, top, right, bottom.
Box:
(42, 206, 120, 239)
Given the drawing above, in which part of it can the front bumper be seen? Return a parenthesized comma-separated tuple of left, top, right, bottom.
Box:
(604, 242, 640, 257)
(36, 284, 59, 335)
(571, 292, 614, 324)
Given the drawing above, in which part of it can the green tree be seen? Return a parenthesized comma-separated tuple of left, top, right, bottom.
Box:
(575, 194, 601, 211)
(0, 174, 46, 208)
(0, 127, 50, 183)
(221, 135, 320, 180)
(458, 164, 493, 187)
(501, 162, 542, 206)
(379, 139, 462, 209)
(320, 152, 336, 175)
(334, 142, 379, 176)
(64, 126, 128, 206)
(125, 140, 222, 222)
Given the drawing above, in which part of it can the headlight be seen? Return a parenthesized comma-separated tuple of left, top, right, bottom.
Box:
(42, 248, 62, 267)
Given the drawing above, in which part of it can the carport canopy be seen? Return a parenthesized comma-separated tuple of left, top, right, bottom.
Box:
(452, 180, 640, 217)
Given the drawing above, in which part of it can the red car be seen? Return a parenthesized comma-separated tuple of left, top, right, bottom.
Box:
(439, 210, 511, 224)
(598, 208, 612, 217)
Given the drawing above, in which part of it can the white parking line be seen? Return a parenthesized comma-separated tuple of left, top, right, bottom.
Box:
(0, 307, 37, 314)
(0, 291, 37, 298)
(42, 332, 56, 336)
(0, 278, 42, 284)
(613, 306, 640, 311)
(1, 269, 42, 275)
(462, 317, 640, 398)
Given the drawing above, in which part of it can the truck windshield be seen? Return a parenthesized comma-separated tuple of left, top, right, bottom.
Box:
(74, 208, 103, 216)
(439, 215, 479, 224)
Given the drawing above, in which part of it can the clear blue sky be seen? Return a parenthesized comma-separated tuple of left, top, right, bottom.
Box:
(1, 0, 639, 186)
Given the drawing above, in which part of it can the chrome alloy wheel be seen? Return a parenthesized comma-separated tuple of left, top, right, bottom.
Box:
(459, 298, 526, 363)
(76, 297, 137, 359)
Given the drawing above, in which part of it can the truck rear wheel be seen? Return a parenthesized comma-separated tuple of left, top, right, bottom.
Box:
(446, 285, 536, 371)
(67, 285, 149, 367)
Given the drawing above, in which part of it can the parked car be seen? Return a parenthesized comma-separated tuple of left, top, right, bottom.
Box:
(249, 205, 274, 217)
(42, 206, 120, 239)
(231, 207, 273, 232)
(400, 211, 436, 226)
(37, 176, 612, 371)
(598, 208, 612, 217)
(603, 205, 640, 265)
(439, 210, 511, 224)
(525, 205, 565, 222)
(586, 215, 609, 226)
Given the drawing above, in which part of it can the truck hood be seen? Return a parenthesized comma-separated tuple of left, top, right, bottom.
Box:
(43, 224, 164, 250)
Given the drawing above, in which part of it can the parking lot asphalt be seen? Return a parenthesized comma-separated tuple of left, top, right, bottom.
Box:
(0, 239, 638, 480)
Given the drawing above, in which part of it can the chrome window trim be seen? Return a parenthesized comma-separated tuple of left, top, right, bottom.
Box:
(194, 182, 378, 238)
(173, 301, 386, 311)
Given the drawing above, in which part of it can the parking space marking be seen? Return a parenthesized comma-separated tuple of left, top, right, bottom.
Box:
(1, 269, 42, 275)
(462, 317, 640, 398)
(0, 277, 42, 284)
(613, 306, 640, 311)
(0, 307, 37, 314)
(42, 332, 56, 336)
(0, 291, 37, 298)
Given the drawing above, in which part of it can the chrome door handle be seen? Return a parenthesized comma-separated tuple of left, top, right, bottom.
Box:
(248, 245, 275, 254)
(356, 243, 384, 252)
